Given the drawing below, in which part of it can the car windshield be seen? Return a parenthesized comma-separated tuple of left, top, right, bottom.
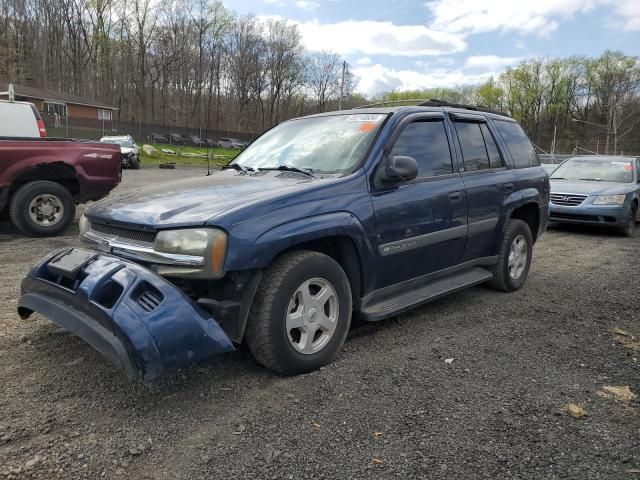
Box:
(550, 158, 633, 183)
(232, 113, 387, 174)
(102, 138, 132, 147)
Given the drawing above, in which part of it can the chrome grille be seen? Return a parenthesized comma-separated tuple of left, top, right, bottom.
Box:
(550, 193, 588, 207)
(90, 222, 156, 244)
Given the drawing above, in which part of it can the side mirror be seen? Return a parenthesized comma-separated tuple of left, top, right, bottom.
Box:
(383, 155, 419, 182)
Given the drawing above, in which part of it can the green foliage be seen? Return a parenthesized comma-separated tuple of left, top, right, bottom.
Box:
(139, 144, 239, 166)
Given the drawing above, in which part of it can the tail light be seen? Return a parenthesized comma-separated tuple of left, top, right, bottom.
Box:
(29, 104, 46, 137)
(37, 119, 46, 137)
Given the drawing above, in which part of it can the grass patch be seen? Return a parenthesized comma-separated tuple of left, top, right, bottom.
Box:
(139, 143, 240, 167)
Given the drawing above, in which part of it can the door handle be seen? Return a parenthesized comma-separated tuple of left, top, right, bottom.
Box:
(503, 183, 515, 192)
(448, 191, 462, 202)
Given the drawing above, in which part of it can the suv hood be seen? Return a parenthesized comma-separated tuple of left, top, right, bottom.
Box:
(549, 179, 635, 196)
(86, 170, 317, 228)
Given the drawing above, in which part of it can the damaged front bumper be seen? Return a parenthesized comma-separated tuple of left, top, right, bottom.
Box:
(18, 248, 234, 383)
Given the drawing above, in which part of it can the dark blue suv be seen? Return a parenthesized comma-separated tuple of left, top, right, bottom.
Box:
(19, 102, 550, 382)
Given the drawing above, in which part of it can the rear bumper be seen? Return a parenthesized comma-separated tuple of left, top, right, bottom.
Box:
(18, 248, 234, 383)
(549, 203, 630, 227)
(538, 204, 549, 239)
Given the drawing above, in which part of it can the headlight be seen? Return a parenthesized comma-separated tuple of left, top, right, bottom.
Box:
(593, 195, 626, 205)
(154, 228, 228, 275)
(79, 214, 90, 236)
(155, 229, 210, 255)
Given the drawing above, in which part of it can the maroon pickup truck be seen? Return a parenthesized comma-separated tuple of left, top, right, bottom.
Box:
(0, 138, 121, 236)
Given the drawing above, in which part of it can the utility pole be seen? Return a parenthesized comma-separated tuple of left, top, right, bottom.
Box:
(604, 103, 612, 155)
(339, 60, 347, 110)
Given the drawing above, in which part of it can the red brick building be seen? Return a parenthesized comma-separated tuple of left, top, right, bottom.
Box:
(0, 83, 116, 123)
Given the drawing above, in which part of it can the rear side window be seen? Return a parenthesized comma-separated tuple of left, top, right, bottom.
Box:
(390, 120, 453, 178)
(454, 122, 490, 171)
(494, 120, 539, 168)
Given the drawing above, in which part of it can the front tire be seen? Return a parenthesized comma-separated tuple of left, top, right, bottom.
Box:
(245, 251, 352, 375)
(488, 219, 533, 292)
(130, 156, 141, 169)
(9, 181, 76, 236)
(620, 207, 636, 237)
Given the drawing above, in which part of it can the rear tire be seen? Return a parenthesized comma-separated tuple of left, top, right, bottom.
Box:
(9, 181, 75, 237)
(488, 219, 533, 292)
(245, 251, 352, 375)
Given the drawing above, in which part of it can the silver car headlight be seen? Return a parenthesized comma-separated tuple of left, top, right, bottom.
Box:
(154, 228, 228, 275)
(593, 195, 626, 205)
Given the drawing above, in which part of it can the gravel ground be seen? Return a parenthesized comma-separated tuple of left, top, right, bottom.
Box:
(0, 167, 638, 479)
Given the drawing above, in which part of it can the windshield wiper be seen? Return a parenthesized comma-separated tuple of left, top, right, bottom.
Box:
(260, 165, 316, 178)
(578, 178, 601, 181)
(222, 163, 254, 175)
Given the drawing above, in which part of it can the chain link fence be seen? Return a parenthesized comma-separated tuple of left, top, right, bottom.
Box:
(40, 114, 258, 145)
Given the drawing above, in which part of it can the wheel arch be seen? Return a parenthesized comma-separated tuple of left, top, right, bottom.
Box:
(509, 202, 541, 243)
(9, 162, 80, 199)
(225, 212, 375, 311)
(270, 235, 364, 311)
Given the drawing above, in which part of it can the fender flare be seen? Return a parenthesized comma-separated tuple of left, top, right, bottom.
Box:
(224, 211, 375, 272)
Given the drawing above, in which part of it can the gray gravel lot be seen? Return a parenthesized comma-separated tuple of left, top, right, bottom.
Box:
(0, 167, 639, 479)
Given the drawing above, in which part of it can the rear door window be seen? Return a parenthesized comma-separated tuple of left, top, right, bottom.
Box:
(494, 120, 539, 168)
(480, 123, 504, 169)
(453, 122, 490, 172)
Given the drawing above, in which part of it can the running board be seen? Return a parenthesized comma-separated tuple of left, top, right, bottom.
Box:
(360, 267, 493, 321)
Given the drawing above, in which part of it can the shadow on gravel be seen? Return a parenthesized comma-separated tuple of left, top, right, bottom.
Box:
(547, 222, 627, 238)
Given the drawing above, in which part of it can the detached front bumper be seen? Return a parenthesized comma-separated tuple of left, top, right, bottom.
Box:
(549, 203, 630, 227)
(18, 248, 234, 383)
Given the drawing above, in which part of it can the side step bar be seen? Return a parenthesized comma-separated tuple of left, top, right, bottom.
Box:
(360, 267, 493, 321)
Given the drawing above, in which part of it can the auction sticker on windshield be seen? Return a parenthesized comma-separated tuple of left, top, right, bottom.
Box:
(346, 114, 386, 123)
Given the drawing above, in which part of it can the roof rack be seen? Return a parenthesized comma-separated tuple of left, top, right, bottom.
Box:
(352, 99, 432, 109)
(352, 98, 510, 117)
(419, 99, 509, 117)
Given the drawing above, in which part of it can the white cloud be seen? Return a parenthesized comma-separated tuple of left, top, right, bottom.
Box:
(464, 55, 522, 70)
(425, 0, 640, 36)
(353, 63, 500, 96)
(295, 0, 319, 10)
(290, 19, 467, 56)
(611, 0, 640, 30)
(357, 56, 372, 65)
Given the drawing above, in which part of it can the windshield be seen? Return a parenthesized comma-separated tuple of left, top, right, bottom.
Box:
(232, 113, 387, 174)
(102, 138, 132, 147)
(550, 158, 634, 183)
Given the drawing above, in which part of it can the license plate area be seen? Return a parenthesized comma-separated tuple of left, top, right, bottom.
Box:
(47, 249, 98, 280)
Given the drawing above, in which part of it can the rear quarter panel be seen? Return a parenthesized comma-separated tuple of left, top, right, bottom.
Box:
(0, 139, 121, 202)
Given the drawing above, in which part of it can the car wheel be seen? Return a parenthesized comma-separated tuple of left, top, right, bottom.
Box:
(488, 219, 533, 292)
(131, 156, 141, 169)
(620, 207, 636, 237)
(245, 250, 352, 375)
(9, 181, 76, 236)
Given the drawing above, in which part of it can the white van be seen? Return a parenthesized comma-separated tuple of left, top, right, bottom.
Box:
(0, 100, 47, 137)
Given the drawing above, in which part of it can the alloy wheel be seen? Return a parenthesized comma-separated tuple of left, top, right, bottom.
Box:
(286, 277, 339, 355)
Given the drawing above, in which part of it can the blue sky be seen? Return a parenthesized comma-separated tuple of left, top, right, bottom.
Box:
(225, 0, 640, 96)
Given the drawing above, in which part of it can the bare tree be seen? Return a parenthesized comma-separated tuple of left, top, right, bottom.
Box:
(306, 51, 341, 112)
